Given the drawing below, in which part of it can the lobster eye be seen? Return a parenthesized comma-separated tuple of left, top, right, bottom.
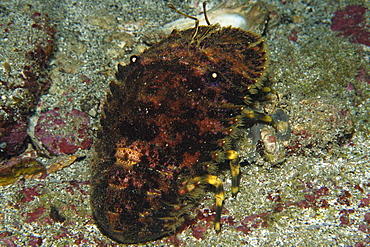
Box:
(209, 71, 219, 82)
(206, 70, 221, 87)
(130, 55, 139, 64)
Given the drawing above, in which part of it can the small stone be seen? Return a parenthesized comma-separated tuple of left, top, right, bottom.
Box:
(34, 108, 92, 155)
(0, 120, 29, 157)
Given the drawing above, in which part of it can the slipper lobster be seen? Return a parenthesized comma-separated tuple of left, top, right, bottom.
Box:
(91, 3, 287, 243)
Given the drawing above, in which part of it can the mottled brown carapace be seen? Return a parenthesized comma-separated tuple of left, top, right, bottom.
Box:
(91, 22, 272, 243)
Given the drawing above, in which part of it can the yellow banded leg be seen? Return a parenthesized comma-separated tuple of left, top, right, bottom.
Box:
(179, 174, 225, 232)
(225, 150, 240, 197)
(242, 108, 277, 129)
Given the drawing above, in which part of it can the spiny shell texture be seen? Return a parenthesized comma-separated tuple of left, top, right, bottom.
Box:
(91, 25, 267, 243)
